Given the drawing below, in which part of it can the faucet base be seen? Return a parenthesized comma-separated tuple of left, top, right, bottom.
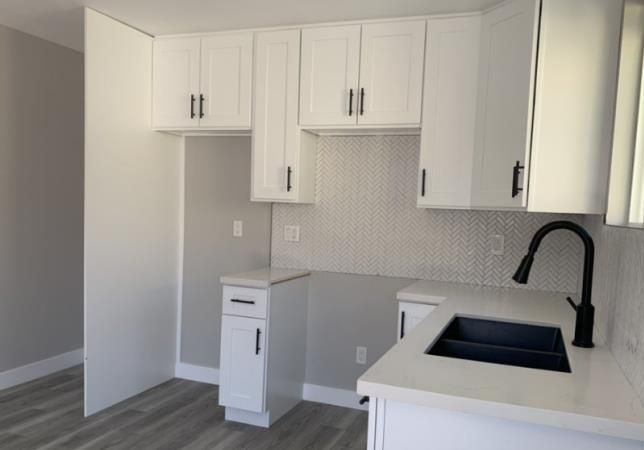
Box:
(572, 303, 595, 348)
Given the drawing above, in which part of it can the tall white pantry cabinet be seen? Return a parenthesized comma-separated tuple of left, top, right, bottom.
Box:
(218, 272, 309, 428)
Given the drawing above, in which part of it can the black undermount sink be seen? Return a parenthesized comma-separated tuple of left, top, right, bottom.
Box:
(426, 316, 571, 373)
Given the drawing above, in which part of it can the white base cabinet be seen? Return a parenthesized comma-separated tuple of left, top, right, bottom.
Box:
(219, 277, 308, 427)
(397, 301, 435, 342)
(368, 398, 642, 450)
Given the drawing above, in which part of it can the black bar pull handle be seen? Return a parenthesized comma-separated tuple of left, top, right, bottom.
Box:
(255, 329, 261, 355)
(230, 298, 255, 305)
(400, 311, 406, 339)
(512, 160, 525, 198)
(199, 94, 205, 118)
(359, 396, 370, 405)
(421, 169, 427, 197)
(190, 94, 196, 119)
(287, 166, 292, 192)
(360, 88, 365, 115)
(349, 89, 354, 116)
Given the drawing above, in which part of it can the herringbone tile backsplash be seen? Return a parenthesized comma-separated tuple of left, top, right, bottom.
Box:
(272, 135, 582, 293)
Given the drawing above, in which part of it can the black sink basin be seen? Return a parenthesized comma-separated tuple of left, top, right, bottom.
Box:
(426, 316, 571, 373)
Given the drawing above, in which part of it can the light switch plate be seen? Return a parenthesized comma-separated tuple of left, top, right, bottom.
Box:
(490, 234, 504, 255)
(233, 220, 243, 237)
(284, 225, 300, 242)
(356, 346, 367, 365)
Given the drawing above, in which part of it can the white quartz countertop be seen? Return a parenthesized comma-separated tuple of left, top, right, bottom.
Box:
(220, 267, 310, 289)
(358, 280, 644, 441)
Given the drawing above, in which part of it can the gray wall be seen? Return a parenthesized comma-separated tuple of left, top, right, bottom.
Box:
(181, 137, 271, 367)
(304, 271, 411, 389)
(0, 24, 84, 372)
(584, 215, 644, 401)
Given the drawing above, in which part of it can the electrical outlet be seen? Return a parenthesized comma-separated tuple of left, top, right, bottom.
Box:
(356, 346, 367, 365)
(490, 234, 504, 255)
(233, 220, 243, 237)
(284, 225, 300, 242)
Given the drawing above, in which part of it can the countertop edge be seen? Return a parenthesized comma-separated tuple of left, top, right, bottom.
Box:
(220, 269, 310, 289)
(357, 379, 644, 442)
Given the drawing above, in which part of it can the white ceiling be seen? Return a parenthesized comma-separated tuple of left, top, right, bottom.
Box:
(0, 0, 501, 53)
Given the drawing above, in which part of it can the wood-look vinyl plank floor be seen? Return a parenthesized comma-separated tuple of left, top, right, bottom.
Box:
(0, 366, 367, 449)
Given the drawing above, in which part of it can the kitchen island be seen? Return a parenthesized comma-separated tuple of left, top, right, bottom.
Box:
(358, 280, 644, 449)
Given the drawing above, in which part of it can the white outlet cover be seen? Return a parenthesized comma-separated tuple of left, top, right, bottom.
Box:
(233, 220, 243, 238)
(356, 346, 367, 365)
(490, 234, 504, 255)
(284, 225, 300, 242)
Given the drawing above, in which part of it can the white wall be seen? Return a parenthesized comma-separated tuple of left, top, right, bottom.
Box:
(0, 23, 84, 374)
(84, 8, 181, 415)
(585, 215, 644, 403)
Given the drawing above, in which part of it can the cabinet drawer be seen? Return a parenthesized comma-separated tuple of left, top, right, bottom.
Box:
(222, 286, 268, 319)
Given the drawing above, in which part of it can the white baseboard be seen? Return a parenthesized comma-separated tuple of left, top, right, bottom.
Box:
(175, 362, 219, 384)
(303, 383, 368, 411)
(173, 363, 366, 411)
(0, 348, 84, 391)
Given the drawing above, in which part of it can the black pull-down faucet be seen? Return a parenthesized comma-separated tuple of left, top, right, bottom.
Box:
(512, 220, 595, 348)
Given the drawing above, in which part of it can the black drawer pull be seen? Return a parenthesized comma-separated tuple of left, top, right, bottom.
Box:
(512, 161, 525, 198)
(230, 299, 255, 305)
(400, 311, 406, 339)
(255, 329, 261, 355)
(349, 88, 354, 116)
(190, 94, 196, 119)
(199, 94, 205, 118)
(359, 396, 369, 405)
(360, 88, 365, 115)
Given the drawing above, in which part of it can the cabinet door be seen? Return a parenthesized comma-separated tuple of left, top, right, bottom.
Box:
(471, 0, 539, 208)
(528, 0, 620, 214)
(397, 302, 435, 341)
(152, 38, 201, 128)
(219, 315, 267, 412)
(417, 17, 481, 208)
(252, 30, 301, 201)
(299, 25, 361, 126)
(358, 21, 426, 125)
(200, 33, 253, 128)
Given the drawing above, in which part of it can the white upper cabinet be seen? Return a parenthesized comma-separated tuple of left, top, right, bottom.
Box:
(471, 0, 539, 209)
(252, 29, 316, 203)
(358, 21, 426, 126)
(527, 0, 620, 214)
(299, 20, 425, 127)
(299, 25, 361, 126)
(152, 33, 253, 130)
(199, 34, 253, 128)
(469, 0, 619, 213)
(417, 16, 481, 209)
(152, 38, 201, 129)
